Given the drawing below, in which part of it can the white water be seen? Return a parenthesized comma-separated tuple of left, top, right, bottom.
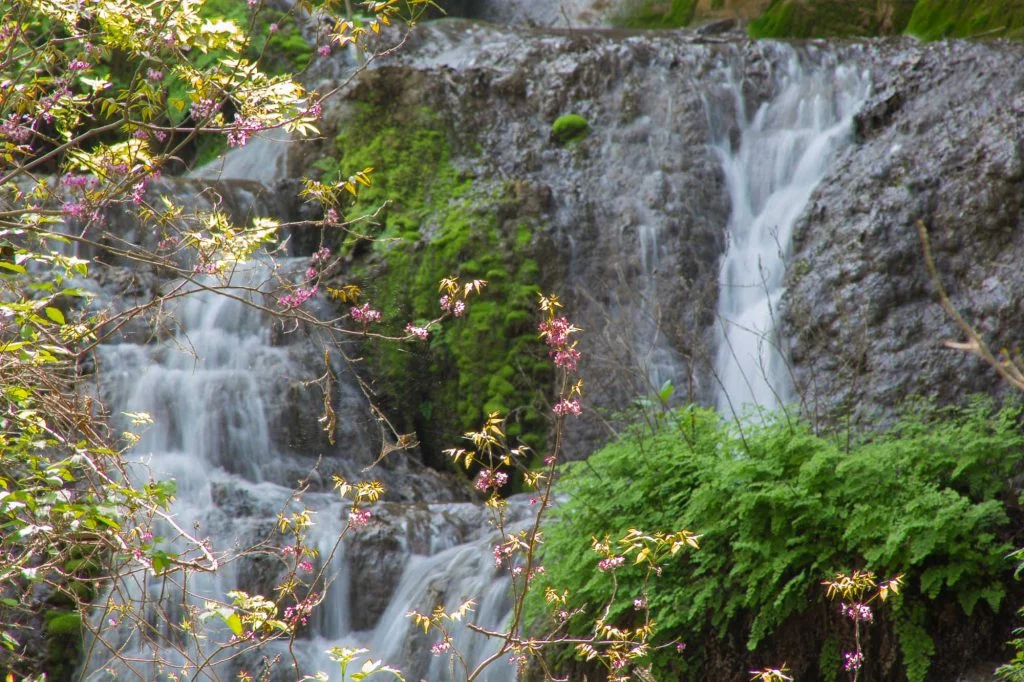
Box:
(711, 52, 869, 415)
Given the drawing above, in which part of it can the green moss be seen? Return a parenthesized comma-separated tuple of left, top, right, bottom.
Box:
(611, 0, 696, 28)
(905, 0, 1024, 39)
(748, 0, 916, 38)
(551, 114, 590, 145)
(331, 103, 551, 462)
(45, 611, 82, 636)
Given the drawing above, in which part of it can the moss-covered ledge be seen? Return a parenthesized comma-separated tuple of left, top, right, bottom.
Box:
(321, 94, 553, 467)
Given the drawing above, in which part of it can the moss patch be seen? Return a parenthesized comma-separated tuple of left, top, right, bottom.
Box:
(905, 0, 1024, 39)
(551, 114, 590, 145)
(611, 0, 697, 28)
(748, 0, 916, 37)
(331, 101, 551, 463)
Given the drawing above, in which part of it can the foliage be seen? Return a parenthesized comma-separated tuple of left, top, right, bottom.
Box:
(610, 0, 696, 29)
(0, 0, 435, 679)
(533, 399, 1024, 679)
(550, 114, 590, 146)
(747, 0, 917, 38)
(905, 0, 1024, 39)
(325, 101, 551, 459)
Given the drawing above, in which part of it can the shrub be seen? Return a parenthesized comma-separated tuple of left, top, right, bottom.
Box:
(533, 399, 1024, 681)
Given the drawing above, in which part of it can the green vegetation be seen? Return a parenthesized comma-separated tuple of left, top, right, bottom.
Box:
(534, 399, 1024, 680)
(611, 0, 697, 28)
(905, 0, 1024, 39)
(746, 0, 1024, 38)
(550, 114, 590, 145)
(330, 102, 551, 458)
(748, 0, 917, 38)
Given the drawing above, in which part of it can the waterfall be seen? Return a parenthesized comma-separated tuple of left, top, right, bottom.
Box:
(83, 138, 521, 680)
(710, 49, 869, 415)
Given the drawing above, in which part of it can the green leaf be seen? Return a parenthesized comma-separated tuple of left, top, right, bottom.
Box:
(44, 307, 65, 324)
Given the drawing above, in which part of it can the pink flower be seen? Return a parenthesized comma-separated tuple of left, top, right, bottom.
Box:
(843, 651, 864, 671)
(350, 303, 381, 324)
(269, 23, 279, 33)
(281, 545, 296, 557)
(553, 398, 582, 417)
(68, 59, 89, 71)
(474, 470, 509, 493)
(146, 68, 163, 81)
(348, 509, 372, 529)
(633, 598, 646, 609)
(841, 603, 873, 622)
(538, 317, 573, 347)
(317, 44, 331, 57)
(453, 300, 466, 317)
(298, 560, 313, 573)
(552, 347, 581, 371)
(431, 641, 450, 656)
(404, 323, 429, 340)
(597, 556, 625, 572)
(278, 285, 318, 309)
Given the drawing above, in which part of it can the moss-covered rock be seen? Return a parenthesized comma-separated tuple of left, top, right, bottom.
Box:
(550, 114, 590, 145)
(905, 0, 1024, 39)
(328, 96, 551, 465)
(748, 0, 916, 37)
(611, 0, 697, 28)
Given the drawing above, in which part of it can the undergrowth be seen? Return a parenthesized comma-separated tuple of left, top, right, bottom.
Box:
(532, 398, 1024, 681)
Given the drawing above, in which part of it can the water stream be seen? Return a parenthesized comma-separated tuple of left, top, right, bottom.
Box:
(709, 50, 868, 415)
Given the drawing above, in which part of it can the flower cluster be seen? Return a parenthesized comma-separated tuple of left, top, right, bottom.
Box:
(350, 303, 381, 324)
(227, 115, 264, 147)
(493, 539, 517, 567)
(439, 295, 466, 317)
(190, 98, 220, 121)
(278, 285, 318, 309)
(348, 509, 372, 529)
(298, 560, 314, 573)
(597, 556, 625, 572)
(553, 398, 582, 417)
(404, 323, 429, 340)
(431, 641, 450, 656)
(841, 602, 873, 622)
(284, 596, 316, 628)
(474, 470, 509, 493)
(843, 651, 864, 671)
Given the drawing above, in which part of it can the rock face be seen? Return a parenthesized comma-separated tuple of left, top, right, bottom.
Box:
(783, 38, 1024, 428)
(307, 23, 1024, 444)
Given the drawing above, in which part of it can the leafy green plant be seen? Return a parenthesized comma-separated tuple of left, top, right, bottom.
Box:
(533, 398, 1024, 680)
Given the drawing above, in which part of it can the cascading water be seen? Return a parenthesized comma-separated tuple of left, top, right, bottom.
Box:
(83, 147, 521, 680)
(710, 49, 869, 415)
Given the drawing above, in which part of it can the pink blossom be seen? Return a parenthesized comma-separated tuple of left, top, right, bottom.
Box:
(553, 398, 582, 417)
(277, 285, 318, 308)
(404, 323, 429, 340)
(431, 641, 450, 656)
(194, 262, 220, 274)
(633, 598, 646, 609)
(281, 545, 296, 556)
(269, 23, 279, 33)
(350, 303, 381, 324)
(311, 246, 330, 263)
(843, 651, 864, 671)
(597, 556, 625, 572)
(538, 316, 572, 347)
(348, 509, 372, 528)
(227, 115, 263, 147)
(474, 470, 509, 493)
(317, 44, 331, 57)
(305, 101, 322, 119)
(146, 68, 163, 81)
(62, 201, 86, 218)
(305, 267, 317, 280)
(453, 300, 466, 317)
(552, 347, 581, 371)
(440, 295, 453, 312)
(68, 59, 89, 71)
(325, 208, 339, 224)
(841, 603, 873, 622)
(298, 560, 313, 573)
(676, 642, 687, 653)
